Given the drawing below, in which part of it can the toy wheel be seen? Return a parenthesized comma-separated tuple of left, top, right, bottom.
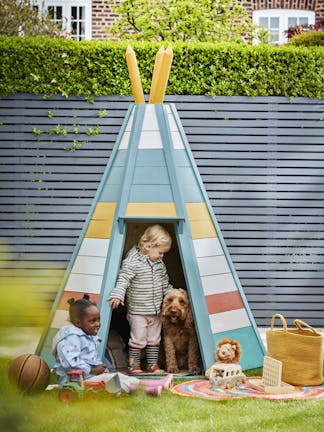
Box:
(86, 390, 101, 401)
(59, 388, 77, 402)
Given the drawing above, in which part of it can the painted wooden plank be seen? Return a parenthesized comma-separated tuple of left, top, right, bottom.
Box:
(133, 165, 170, 185)
(91, 202, 116, 220)
(186, 202, 212, 221)
(180, 184, 203, 202)
(136, 149, 166, 166)
(142, 104, 159, 130)
(188, 220, 217, 239)
(201, 273, 237, 296)
(64, 273, 103, 294)
(51, 309, 70, 328)
(205, 290, 244, 314)
(78, 238, 110, 257)
(193, 237, 224, 257)
(138, 130, 163, 148)
(71, 255, 106, 275)
(209, 308, 251, 333)
(129, 184, 174, 202)
(197, 254, 230, 276)
(85, 220, 113, 239)
(126, 202, 177, 217)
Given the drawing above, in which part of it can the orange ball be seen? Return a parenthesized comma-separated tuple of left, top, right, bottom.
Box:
(8, 354, 50, 393)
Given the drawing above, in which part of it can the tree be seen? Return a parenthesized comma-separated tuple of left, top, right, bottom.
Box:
(108, 0, 257, 43)
(0, 0, 68, 37)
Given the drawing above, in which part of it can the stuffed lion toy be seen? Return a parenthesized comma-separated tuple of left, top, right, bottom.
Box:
(205, 338, 242, 379)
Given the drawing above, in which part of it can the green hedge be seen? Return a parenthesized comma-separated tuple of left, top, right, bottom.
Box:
(287, 30, 324, 47)
(0, 36, 323, 97)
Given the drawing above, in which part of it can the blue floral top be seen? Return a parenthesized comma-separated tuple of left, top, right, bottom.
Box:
(52, 324, 104, 385)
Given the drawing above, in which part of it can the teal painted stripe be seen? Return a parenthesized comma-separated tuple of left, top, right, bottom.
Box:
(136, 149, 166, 167)
(181, 184, 203, 202)
(100, 184, 121, 201)
(113, 149, 128, 166)
(129, 184, 174, 202)
(35, 105, 135, 358)
(104, 166, 125, 185)
(173, 149, 190, 166)
(133, 165, 170, 185)
(177, 166, 203, 202)
(169, 103, 265, 357)
(212, 326, 265, 370)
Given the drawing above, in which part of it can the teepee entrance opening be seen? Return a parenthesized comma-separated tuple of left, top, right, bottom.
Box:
(107, 221, 202, 373)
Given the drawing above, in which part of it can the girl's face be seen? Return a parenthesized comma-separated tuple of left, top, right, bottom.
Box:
(146, 244, 170, 263)
(75, 305, 101, 336)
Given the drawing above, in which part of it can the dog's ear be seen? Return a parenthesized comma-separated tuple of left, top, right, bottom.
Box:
(184, 307, 194, 328)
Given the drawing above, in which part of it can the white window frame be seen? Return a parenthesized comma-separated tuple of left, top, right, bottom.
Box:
(36, 0, 92, 40)
(253, 9, 315, 45)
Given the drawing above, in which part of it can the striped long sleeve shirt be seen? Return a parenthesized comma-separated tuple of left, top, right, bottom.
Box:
(110, 246, 173, 315)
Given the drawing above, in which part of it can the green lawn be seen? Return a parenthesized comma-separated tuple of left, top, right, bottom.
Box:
(1, 357, 324, 432)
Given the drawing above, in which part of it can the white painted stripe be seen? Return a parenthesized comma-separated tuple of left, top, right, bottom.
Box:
(71, 255, 106, 276)
(193, 237, 223, 258)
(78, 238, 110, 257)
(209, 309, 251, 333)
(142, 105, 159, 130)
(119, 131, 130, 149)
(197, 255, 230, 276)
(51, 309, 70, 329)
(138, 131, 163, 148)
(65, 273, 103, 294)
(172, 130, 184, 149)
(201, 273, 237, 296)
(167, 111, 178, 131)
(125, 109, 134, 132)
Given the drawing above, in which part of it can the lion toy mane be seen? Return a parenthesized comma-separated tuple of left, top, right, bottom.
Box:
(205, 338, 242, 379)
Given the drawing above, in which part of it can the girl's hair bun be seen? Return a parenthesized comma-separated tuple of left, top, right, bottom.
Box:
(83, 294, 90, 301)
(67, 297, 75, 306)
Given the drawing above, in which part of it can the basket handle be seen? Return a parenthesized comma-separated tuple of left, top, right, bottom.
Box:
(270, 313, 287, 331)
(294, 319, 319, 334)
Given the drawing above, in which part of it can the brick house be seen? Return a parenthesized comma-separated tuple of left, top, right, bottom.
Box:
(36, 0, 324, 43)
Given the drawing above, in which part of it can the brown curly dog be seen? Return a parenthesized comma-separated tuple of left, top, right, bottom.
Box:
(160, 289, 200, 374)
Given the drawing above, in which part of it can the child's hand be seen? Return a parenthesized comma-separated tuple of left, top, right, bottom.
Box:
(109, 297, 124, 309)
(90, 364, 108, 375)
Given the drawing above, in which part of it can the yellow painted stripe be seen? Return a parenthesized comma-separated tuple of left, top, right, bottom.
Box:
(186, 203, 217, 239)
(85, 202, 116, 239)
(92, 202, 116, 220)
(189, 220, 217, 239)
(85, 220, 113, 239)
(126, 202, 177, 217)
(186, 203, 210, 221)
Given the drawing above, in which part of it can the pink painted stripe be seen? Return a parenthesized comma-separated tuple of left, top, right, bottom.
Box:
(205, 291, 244, 315)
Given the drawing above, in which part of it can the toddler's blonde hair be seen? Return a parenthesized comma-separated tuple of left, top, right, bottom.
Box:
(138, 224, 172, 253)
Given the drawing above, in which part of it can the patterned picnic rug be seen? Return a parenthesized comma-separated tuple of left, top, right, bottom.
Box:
(171, 378, 324, 401)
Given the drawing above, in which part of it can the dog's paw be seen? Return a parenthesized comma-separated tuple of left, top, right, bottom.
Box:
(188, 366, 200, 375)
(167, 366, 179, 373)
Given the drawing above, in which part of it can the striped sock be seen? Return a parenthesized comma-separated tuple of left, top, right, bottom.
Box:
(146, 345, 159, 367)
(128, 346, 141, 367)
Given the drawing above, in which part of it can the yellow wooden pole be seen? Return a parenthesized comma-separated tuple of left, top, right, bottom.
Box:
(148, 46, 165, 104)
(125, 45, 145, 105)
(149, 45, 173, 104)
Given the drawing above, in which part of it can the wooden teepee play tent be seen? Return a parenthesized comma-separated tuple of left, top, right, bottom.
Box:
(36, 46, 265, 372)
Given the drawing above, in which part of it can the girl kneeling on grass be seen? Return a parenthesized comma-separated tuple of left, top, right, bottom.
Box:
(52, 294, 138, 392)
